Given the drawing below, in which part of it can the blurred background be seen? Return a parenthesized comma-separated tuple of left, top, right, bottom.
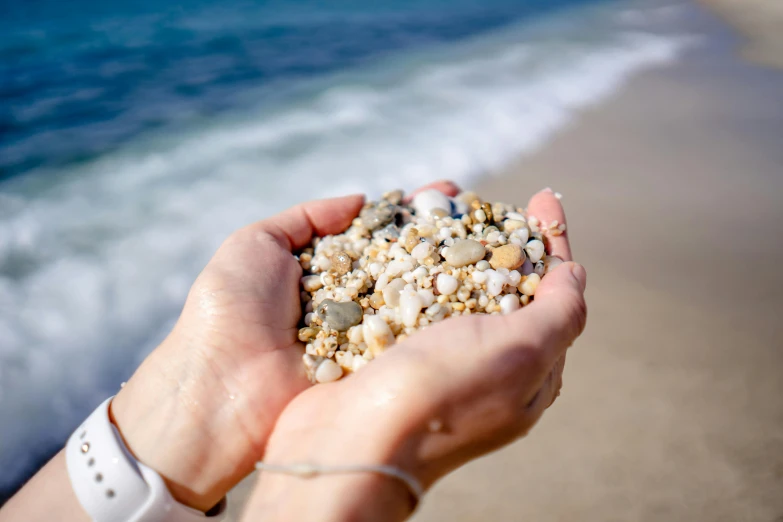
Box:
(1, 0, 782, 518)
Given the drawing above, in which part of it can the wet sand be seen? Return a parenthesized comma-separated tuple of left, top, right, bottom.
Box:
(228, 4, 783, 520)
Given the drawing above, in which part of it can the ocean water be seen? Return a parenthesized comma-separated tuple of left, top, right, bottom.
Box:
(1, 0, 692, 497)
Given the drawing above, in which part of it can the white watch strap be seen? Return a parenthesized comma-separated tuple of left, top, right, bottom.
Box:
(65, 397, 226, 522)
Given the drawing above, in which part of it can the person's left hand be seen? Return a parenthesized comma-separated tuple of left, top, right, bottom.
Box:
(110, 183, 460, 512)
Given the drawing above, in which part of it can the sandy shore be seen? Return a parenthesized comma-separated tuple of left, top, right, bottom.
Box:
(411, 13, 783, 522)
(698, 0, 783, 68)
(227, 4, 783, 520)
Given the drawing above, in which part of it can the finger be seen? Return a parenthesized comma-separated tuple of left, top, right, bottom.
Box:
(520, 262, 587, 354)
(403, 180, 461, 203)
(404, 263, 585, 401)
(249, 194, 365, 251)
(527, 188, 571, 261)
(472, 262, 586, 377)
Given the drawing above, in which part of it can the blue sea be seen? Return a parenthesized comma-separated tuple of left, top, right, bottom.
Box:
(0, 0, 692, 497)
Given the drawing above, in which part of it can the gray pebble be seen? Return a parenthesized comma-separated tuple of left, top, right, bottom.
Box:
(317, 299, 363, 331)
(360, 204, 394, 231)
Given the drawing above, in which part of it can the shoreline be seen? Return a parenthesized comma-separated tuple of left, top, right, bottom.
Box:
(413, 4, 783, 521)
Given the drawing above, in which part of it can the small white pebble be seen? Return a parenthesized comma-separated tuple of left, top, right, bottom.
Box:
(315, 359, 343, 383)
(400, 292, 424, 328)
(525, 239, 545, 263)
(301, 275, 323, 292)
(499, 294, 521, 315)
(436, 273, 459, 295)
(411, 242, 433, 261)
(476, 260, 490, 271)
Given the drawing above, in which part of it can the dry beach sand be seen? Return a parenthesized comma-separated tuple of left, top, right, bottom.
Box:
(228, 2, 783, 520)
(699, 0, 783, 68)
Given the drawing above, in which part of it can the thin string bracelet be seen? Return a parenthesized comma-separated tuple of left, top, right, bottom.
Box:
(255, 461, 424, 506)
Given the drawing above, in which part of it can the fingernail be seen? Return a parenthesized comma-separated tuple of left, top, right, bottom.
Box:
(569, 263, 587, 292)
(538, 187, 554, 194)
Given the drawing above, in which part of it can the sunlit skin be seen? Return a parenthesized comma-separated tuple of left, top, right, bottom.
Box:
(1, 181, 586, 522)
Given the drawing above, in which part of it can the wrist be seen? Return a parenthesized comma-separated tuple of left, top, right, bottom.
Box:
(110, 338, 255, 512)
(247, 412, 419, 522)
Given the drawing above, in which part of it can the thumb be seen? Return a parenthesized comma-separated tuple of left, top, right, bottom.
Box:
(520, 262, 587, 356)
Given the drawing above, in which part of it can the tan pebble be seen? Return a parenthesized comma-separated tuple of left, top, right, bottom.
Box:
(482, 202, 494, 223)
(369, 292, 385, 309)
(430, 208, 449, 219)
(382, 189, 403, 205)
(452, 302, 466, 311)
(298, 327, 319, 342)
(519, 273, 541, 296)
(443, 239, 486, 267)
(488, 244, 525, 270)
(330, 251, 352, 275)
(457, 191, 481, 205)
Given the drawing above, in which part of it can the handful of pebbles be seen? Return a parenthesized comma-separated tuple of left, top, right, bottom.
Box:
(297, 189, 566, 384)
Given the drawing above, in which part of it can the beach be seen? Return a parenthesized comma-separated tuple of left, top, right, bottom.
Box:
(226, 2, 783, 520)
(2, 0, 782, 516)
(415, 4, 783, 520)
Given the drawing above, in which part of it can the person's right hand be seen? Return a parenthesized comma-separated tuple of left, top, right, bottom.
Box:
(244, 188, 587, 521)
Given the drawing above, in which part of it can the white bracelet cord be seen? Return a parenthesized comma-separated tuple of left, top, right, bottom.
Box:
(255, 461, 424, 504)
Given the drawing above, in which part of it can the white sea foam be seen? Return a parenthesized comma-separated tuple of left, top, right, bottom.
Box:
(0, 3, 692, 490)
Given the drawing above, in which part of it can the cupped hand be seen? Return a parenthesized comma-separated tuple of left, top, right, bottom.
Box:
(109, 194, 369, 510)
(109, 182, 461, 512)
(244, 188, 587, 521)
